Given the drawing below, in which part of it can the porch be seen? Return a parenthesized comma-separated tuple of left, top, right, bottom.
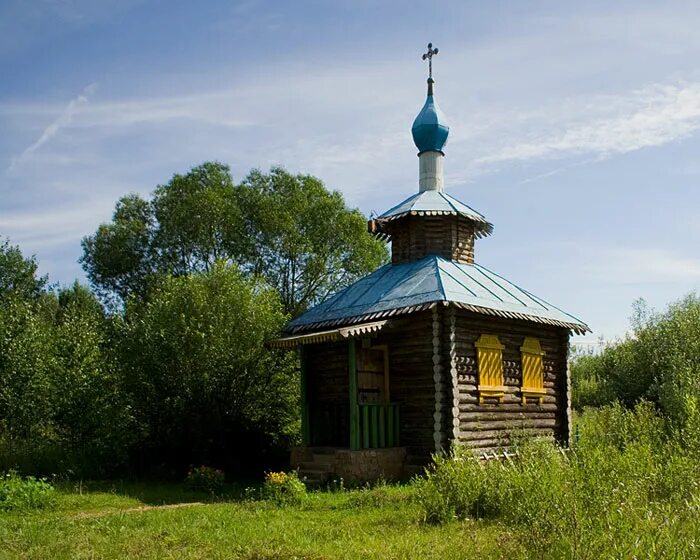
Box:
(296, 336, 407, 482)
(300, 338, 403, 451)
(291, 446, 407, 485)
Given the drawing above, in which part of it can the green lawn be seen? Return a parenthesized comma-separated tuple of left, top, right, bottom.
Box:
(0, 481, 515, 560)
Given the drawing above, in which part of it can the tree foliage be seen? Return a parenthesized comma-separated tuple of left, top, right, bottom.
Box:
(118, 262, 297, 474)
(51, 283, 135, 472)
(3, 163, 388, 477)
(81, 163, 388, 315)
(0, 242, 133, 476)
(237, 168, 388, 316)
(571, 294, 700, 428)
(0, 239, 47, 302)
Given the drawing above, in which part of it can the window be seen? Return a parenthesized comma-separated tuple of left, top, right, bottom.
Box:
(475, 334, 505, 403)
(520, 337, 546, 404)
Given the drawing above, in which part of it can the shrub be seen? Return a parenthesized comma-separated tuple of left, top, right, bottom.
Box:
(262, 471, 306, 506)
(118, 263, 299, 476)
(0, 471, 56, 511)
(570, 294, 700, 429)
(185, 465, 225, 494)
(416, 404, 700, 557)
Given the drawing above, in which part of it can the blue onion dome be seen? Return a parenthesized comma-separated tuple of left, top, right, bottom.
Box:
(411, 78, 449, 154)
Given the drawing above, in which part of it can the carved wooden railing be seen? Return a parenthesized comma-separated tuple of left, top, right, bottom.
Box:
(358, 403, 400, 449)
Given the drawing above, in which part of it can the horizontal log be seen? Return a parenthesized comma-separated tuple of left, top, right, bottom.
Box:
(458, 393, 557, 406)
(461, 419, 557, 432)
(460, 411, 556, 421)
(459, 402, 559, 413)
(460, 428, 556, 443)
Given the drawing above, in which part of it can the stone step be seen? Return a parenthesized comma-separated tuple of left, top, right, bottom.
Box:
(306, 447, 338, 455)
(299, 461, 332, 473)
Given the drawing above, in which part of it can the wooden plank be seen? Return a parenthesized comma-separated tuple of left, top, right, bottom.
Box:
(362, 405, 369, 449)
(379, 405, 386, 447)
(371, 405, 379, 448)
(395, 405, 400, 445)
(459, 403, 558, 413)
(348, 338, 359, 450)
(387, 405, 395, 447)
(299, 346, 310, 446)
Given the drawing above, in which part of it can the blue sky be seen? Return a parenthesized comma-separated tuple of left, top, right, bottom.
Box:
(2, 0, 700, 345)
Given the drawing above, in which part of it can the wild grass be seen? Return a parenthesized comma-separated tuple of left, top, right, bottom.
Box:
(0, 472, 56, 511)
(0, 479, 508, 560)
(3, 405, 700, 559)
(416, 402, 700, 559)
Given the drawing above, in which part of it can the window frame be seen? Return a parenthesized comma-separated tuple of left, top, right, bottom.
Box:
(475, 334, 506, 403)
(520, 337, 546, 404)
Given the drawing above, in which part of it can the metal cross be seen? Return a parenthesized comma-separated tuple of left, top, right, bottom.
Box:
(421, 43, 439, 79)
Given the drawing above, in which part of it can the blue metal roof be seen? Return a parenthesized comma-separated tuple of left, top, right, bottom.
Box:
(412, 94, 449, 154)
(378, 190, 493, 236)
(287, 256, 589, 334)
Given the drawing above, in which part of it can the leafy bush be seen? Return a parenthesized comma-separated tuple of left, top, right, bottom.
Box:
(570, 351, 614, 409)
(185, 465, 226, 494)
(416, 403, 700, 557)
(0, 471, 56, 511)
(262, 471, 307, 506)
(118, 262, 298, 475)
(570, 294, 700, 429)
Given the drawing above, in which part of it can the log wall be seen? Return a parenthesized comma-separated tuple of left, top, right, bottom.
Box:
(373, 310, 436, 464)
(303, 306, 571, 462)
(448, 308, 570, 455)
(305, 341, 349, 447)
(388, 215, 475, 265)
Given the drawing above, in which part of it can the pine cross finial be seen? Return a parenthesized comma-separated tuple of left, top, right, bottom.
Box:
(421, 43, 439, 80)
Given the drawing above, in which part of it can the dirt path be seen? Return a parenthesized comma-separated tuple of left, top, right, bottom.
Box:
(72, 501, 206, 519)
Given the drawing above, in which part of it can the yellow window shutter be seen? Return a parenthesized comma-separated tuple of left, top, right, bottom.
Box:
(520, 337, 545, 404)
(475, 334, 505, 403)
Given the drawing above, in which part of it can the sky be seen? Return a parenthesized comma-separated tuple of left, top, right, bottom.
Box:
(1, 0, 700, 346)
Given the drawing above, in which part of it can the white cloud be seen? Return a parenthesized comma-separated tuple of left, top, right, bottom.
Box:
(7, 82, 98, 172)
(580, 246, 700, 285)
(475, 82, 700, 167)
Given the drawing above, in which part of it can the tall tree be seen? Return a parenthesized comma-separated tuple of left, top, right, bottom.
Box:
(237, 167, 388, 316)
(80, 194, 157, 305)
(0, 238, 47, 302)
(0, 240, 54, 440)
(118, 262, 297, 473)
(51, 283, 135, 474)
(81, 163, 388, 315)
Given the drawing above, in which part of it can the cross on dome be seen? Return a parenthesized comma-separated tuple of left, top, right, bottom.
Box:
(412, 42, 449, 157)
(421, 43, 439, 80)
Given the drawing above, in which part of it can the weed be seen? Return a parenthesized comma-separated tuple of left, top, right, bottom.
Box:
(0, 471, 56, 511)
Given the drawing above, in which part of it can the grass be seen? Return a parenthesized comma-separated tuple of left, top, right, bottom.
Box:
(0, 480, 512, 559)
(5, 405, 700, 559)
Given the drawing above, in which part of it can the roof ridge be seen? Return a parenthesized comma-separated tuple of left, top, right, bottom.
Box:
(287, 256, 589, 334)
(473, 262, 588, 326)
(440, 191, 488, 221)
(433, 256, 447, 299)
(436, 258, 478, 298)
(470, 263, 532, 308)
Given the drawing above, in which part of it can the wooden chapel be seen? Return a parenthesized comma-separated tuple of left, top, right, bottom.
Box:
(271, 44, 589, 483)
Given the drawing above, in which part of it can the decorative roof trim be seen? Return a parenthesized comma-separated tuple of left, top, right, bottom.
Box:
(270, 320, 390, 348)
(452, 301, 589, 334)
(287, 300, 589, 336)
(376, 209, 493, 237)
(288, 303, 437, 334)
